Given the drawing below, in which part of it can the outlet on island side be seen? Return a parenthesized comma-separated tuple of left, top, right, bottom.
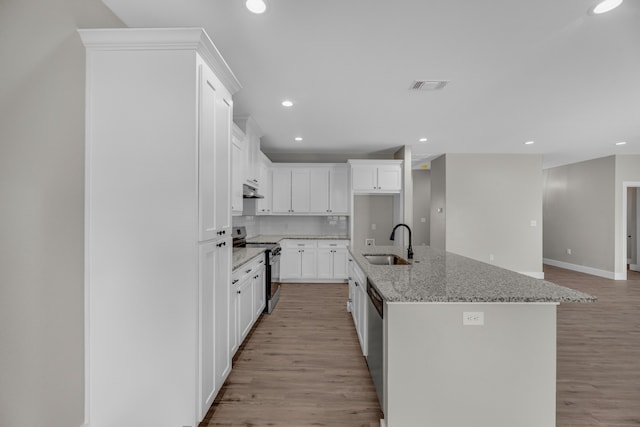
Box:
(463, 312, 484, 326)
(365, 238, 375, 246)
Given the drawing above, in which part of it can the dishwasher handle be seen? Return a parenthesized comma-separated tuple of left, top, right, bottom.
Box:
(367, 279, 384, 318)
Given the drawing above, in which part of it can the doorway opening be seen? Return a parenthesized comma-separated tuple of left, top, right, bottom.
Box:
(622, 182, 640, 280)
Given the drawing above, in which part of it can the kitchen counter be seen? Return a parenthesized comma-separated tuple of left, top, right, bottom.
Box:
(232, 247, 265, 271)
(350, 245, 595, 303)
(348, 245, 595, 427)
(246, 235, 349, 243)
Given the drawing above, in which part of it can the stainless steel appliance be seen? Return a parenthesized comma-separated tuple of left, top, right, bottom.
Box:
(232, 226, 281, 313)
(367, 279, 384, 411)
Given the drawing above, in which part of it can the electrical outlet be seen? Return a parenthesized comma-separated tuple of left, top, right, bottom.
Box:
(463, 312, 484, 326)
(530, 220, 537, 227)
(566, 248, 572, 255)
(489, 254, 495, 263)
(365, 238, 375, 246)
(420, 217, 427, 223)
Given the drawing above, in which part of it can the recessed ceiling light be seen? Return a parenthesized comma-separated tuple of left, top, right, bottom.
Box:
(418, 138, 428, 142)
(246, 0, 267, 14)
(524, 141, 535, 145)
(616, 141, 627, 146)
(294, 137, 303, 142)
(590, 0, 623, 15)
(281, 100, 293, 107)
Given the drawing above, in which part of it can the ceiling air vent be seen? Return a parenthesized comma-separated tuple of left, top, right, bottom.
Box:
(410, 80, 448, 91)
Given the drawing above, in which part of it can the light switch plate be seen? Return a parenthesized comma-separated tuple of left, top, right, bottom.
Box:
(463, 312, 484, 326)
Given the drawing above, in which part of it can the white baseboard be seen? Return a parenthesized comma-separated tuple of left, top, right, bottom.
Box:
(631, 264, 640, 272)
(520, 271, 544, 279)
(543, 258, 619, 280)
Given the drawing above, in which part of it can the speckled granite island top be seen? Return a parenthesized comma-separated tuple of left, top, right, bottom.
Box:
(350, 246, 596, 303)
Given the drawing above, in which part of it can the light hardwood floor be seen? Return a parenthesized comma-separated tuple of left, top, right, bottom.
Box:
(201, 283, 382, 427)
(549, 265, 640, 427)
(202, 268, 640, 426)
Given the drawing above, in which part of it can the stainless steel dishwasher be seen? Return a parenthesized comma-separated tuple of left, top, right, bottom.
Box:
(366, 279, 384, 411)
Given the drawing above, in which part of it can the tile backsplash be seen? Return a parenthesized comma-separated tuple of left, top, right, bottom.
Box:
(233, 215, 349, 238)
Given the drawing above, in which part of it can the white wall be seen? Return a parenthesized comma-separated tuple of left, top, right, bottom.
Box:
(0, 1, 123, 426)
(353, 196, 395, 247)
(543, 156, 615, 274)
(442, 154, 543, 275)
(429, 155, 446, 250)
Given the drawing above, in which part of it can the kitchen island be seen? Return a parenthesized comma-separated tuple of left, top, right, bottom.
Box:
(349, 245, 594, 427)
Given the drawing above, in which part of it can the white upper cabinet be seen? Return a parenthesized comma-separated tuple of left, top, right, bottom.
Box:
(349, 160, 402, 193)
(255, 153, 272, 214)
(231, 124, 245, 216)
(235, 117, 262, 189)
(272, 167, 311, 214)
(271, 164, 350, 215)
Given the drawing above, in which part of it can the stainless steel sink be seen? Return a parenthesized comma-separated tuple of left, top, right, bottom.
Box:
(363, 254, 410, 265)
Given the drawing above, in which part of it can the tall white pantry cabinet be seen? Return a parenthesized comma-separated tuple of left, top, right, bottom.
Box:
(80, 28, 241, 426)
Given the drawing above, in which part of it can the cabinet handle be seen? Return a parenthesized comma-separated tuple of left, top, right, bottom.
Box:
(254, 275, 258, 279)
(348, 276, 352, 280)
(232, 279, 239, 284)
(246, 269, 252, 273)
(237, 290, 241, 294)
(355, 281, 359, 287)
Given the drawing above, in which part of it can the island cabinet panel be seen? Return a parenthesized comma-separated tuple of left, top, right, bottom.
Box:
(384, 303, 557, 427)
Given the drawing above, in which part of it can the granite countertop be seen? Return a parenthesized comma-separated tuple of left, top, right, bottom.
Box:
(232, 247, 265, 271)
(349, 246, 596, 304)
(246, 235, 349, 243)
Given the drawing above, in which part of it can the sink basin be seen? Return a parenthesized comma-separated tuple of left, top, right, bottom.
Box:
(363, 254, 410, 265)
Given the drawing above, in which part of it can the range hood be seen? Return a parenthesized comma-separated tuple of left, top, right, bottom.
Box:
(243, 184, 264, 199)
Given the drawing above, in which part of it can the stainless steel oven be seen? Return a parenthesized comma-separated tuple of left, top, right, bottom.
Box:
(232, 226, 281, 313)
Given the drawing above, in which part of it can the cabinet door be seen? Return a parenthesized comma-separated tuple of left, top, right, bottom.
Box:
(290, 169, 310, 213)
(316, 248, 334, 280)
(351, 165, 377, 191)
(215, 95, 232, 232)
(256, 163, 271, 215)
(329, 167, 349, 214)
(377, 165, 402, 191)
(231, 135, 244, 215)
(198, 238, 230, 419)
(280, 248, 301, 279)
(333, 248, 349, 279)
(299, 248, 317, 279)
(272, 168, 292, 213)
(214, 239, 231, 390)
(253, 265, 265, 317)
(198, 241, 217, 418)
(198, 64, 219, 241)
(238, 278, 253, 342)
(309, 168, 330, 214)
(230, 278, 239, 356)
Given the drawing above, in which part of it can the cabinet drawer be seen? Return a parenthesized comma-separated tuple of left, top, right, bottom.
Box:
(232, 254, 264, 284)
(282, 239, 318, 249)
(317, 240, 348, 249)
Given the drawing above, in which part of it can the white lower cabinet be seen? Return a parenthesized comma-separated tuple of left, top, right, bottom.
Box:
(230, 255, 265, 357)
(349, 255, 367, 356)
(317, 241, 349, 280)
(281, 239, 348, 282)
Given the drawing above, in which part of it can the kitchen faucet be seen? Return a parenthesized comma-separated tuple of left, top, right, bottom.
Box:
(389, 223, 413, 260)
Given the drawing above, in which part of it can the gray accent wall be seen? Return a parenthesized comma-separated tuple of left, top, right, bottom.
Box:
(412, 170, 431, 246)
(543, 156, 616, 272)
(0, 2, 124, 426)
(444, 154, 543, 274)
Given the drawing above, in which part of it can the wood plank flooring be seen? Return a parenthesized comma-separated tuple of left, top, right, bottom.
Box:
(202, 268, 640, 426)
(549, 265, 640, 427)
(201, 283, 382, 427)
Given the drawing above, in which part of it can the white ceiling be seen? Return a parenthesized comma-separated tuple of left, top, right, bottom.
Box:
(101, 0, 640, 168)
